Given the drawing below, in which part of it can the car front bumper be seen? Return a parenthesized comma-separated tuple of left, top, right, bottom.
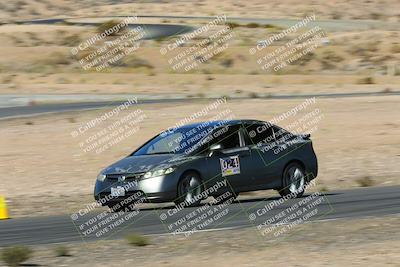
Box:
(94, 173, 179, 204)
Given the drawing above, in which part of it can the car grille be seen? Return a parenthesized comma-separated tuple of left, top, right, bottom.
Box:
(106, 172, 144, 181)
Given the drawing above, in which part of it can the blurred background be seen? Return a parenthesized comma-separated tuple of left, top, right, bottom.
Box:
(0, 1, 399, 266)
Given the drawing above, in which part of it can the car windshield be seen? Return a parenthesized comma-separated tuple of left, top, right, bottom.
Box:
(133, 125, 213, 156)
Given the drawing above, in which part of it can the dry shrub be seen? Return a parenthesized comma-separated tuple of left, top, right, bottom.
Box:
(40, 52, 71, 66)
(125, 233, 149, 246)
(357, 77, 375, 84)
(356, 176, 375, 187)
(122, 56, 154, 69)
(390, 44, 400, 54)
(97, 20, 127, 36)
(1, 246, 33, 267)
(320, 49, 344, 63)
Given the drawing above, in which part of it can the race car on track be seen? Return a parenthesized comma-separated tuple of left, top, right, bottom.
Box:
(94, 119, 318, 208)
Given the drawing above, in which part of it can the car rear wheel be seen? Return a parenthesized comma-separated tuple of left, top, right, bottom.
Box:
(175, 172, 203, 207)
(278, 162, 305, 198)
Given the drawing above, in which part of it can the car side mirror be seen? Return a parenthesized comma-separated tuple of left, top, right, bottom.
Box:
(208, 143, 223, 157)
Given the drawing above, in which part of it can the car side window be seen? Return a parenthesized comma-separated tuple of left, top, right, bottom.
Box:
(209, 125, 241, 150)
(243, 122, 275, 145)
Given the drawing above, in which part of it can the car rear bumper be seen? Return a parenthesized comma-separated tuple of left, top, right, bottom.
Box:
(303, 156, 318, 182)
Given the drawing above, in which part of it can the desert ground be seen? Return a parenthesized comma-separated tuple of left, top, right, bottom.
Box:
(3, 215, 399, 267)
(0, 24, 399, 97)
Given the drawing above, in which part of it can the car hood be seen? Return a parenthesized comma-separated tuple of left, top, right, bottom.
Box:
(103, 154, 200, 174)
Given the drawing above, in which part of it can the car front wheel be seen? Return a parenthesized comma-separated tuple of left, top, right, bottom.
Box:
(278, 162, 305, 198)
(175, 172, 203, 207)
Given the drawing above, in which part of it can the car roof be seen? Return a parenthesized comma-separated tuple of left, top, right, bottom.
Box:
(177, 119, 264, 129)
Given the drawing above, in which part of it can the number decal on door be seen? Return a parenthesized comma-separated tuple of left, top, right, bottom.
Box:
(220, 155, 241, 177)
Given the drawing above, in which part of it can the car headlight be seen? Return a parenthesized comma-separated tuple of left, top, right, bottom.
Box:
(97, 172, 106, 182)
(143, 167, 175, 179)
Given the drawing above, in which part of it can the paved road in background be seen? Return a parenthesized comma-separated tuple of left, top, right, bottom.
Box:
(0, 185, 399, 246)
(0, 91, 399, 120)
(0, 98, 192, 119)
(20, 17, 194, 40)
(21, 15, 400, 31)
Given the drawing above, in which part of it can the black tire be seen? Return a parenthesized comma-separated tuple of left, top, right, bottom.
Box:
(278, 162, 306, 198)
(174, 172, 203, 207)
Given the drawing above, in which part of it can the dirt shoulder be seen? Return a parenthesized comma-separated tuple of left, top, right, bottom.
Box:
(6, 215, 400, 267)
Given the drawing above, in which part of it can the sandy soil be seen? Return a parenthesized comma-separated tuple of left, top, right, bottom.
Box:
(1, 72, 399, 96)
(4, 215, 400, 267)
(1, 0, 400, 22)
(0, 23, 399, 96)
(1, 24, 400, 95)
(0, 96, 399, 217)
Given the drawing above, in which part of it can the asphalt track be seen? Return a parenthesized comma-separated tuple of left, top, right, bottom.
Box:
(19, 17, 194, 41)
(0, 98, 192, 120)
(21, 15, 400, 31)
(0, 185, 399, 246)
(1, 91, 399, 120)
